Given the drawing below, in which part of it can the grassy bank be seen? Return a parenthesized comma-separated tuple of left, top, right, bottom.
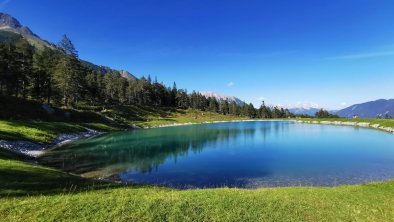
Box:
(1, 116, 394, 221)
(297, 118, 394, 129)
(0, 120, 125, 144)
(0, 109, 248, 144)
(0, 154, 393, 221)
(135, 109, 249, 128)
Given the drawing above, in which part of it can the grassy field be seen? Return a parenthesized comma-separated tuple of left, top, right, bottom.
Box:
(0, 154, 393, 221)
(135, 109, 249, 128)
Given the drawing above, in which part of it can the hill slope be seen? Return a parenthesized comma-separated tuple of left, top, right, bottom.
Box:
(337, 99, 394, 118)
(0, 13, 136, 80)
(0, 12, 54, 49)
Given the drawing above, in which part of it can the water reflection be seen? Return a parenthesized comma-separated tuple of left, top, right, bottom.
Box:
(39, 121, 394, 188)
(40, 121, 278, 177)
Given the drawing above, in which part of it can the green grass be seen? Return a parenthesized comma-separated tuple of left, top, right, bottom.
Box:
(0, 158, 120, 197)
(136, 109, 249, 128)
(297, 118, 394, 128)
(0, 120, 86, 143)
(1, 114, 394, 221)
(0, 155, 393, 221)
(0, 109, 246, 144)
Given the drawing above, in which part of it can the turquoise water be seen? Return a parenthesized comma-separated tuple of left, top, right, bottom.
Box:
(39, 121, 394, 188)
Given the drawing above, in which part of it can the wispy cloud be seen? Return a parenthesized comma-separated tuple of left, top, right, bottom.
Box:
(0, 0, 11, 9)
(325, 50, 394, 60)
(227, 81, 234, 87)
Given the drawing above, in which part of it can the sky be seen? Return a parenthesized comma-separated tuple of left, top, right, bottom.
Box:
(1, 0, 394, 109)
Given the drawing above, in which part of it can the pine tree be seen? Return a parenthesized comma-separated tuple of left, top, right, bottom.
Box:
(4, 39, 33, 98)
(33, 47, 58, 103)
(53, 55, 85, 107)
(58, 34, 78, 58)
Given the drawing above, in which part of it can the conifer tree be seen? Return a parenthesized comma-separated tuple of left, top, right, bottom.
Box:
(58, 34, 78, 58)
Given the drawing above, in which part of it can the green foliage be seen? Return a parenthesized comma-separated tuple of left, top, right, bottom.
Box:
(0, 30, 23, 43)
(57, 34, 78, 58)
(53, 55, 85, 107)
(315, 109, 339, 118)
(0, 35, 297, 120)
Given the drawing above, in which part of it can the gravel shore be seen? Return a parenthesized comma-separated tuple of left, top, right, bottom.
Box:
(0, 128, 103, 157)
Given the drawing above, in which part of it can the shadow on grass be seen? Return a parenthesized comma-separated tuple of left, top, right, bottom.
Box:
(0, 158, 151, 198)
(0, 149, 34, 161)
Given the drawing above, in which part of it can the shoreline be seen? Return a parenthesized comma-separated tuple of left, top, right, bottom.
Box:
(295, 119, 394, 134)
(147, 119, 288, 128)
(1, 118, 393, 158)
(0, 128, 104, 157)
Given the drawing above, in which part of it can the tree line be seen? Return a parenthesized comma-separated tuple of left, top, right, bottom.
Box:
(0, 35, 297, 119)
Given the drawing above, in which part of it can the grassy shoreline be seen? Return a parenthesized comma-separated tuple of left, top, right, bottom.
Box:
(294, 118, 394, 134)
(0, 157, 393, 221)
(1, 117, 393, 156)
(1, 116, 394, 221)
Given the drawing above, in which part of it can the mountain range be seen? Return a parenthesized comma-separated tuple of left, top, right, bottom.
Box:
(0, 13, 136, 80)
(1, 13, 393, 118)
(337, 99, 394, 118)
(200, 92, 245, 105)
(287, 108, 321, 116)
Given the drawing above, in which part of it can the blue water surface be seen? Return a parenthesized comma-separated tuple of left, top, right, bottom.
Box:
(40, 121, 394, 188)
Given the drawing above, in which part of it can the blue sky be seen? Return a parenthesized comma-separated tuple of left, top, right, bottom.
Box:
(2, 0, 394, 109)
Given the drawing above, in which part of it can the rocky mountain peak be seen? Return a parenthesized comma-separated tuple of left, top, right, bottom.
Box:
(0, 13, 37, 37)
(200, 91, 245, 105)
(0, 13, 22, 28)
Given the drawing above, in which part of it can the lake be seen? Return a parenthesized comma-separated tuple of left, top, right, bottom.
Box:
(39, 121, 394, 188)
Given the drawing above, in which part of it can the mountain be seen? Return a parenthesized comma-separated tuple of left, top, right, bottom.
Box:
(276, 103, 320, 116)
(287, 108, 320, 116)
(0, 13, 136, 80)
(200, 92, 245, 105)
(337, 99, 394, 118)
(82, 61, 137, 80)
(119, 70, 136, 81)
(0, 13, 53, 48)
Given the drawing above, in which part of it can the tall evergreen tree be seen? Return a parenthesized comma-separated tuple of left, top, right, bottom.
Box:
(53, 56, 85, 106)
(57, 34, 78, 58)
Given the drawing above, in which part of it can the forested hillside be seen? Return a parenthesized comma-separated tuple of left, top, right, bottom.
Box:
(0, 17, 293, 121)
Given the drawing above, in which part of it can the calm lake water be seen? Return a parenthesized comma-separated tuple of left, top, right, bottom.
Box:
(39, 121, 394, 188)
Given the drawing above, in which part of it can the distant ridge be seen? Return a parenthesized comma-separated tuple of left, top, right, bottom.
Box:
(0, 12, 54, 48)
(200, 92, 245, 105)
(337, 99, 394, 118)
(0, 13, 136, 80)
(287, 108, 321, 116)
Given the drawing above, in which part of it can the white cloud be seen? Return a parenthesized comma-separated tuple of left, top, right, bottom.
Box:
(227, 81, 234, 87)
(257, 97, 265, 101)
(325, 50, 394, 60)
(340, 102, 347, 107)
